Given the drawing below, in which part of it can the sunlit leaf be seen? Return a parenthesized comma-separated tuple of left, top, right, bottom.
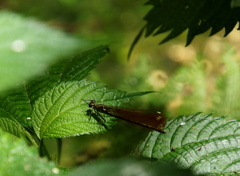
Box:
(0, 45, 109, 139)
(26, 45, 109, 103)
(32, 80, 153, 139)
(135, 113, 240, 175)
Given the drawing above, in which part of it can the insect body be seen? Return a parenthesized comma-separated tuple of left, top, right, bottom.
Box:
(84, 100, 167, 133)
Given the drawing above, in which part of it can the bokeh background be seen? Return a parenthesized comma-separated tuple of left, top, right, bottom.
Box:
(1, 0, 240, 168)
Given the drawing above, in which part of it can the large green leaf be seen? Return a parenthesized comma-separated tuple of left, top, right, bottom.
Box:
(129, 0, 240, 56)
(0, 10, 80, 91)
(26, 45, 109, 104)
(0, 45, 108, 139)
(0, 129, 59, 176)
(32, 80, 153, 139)
(135, 113, 240, 175)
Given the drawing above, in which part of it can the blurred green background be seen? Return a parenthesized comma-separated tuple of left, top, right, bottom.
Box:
(1, 0, 240, 168)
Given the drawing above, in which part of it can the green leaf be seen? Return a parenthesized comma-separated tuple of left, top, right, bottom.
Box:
(32, 80, 153, 139)
(26, 45, 109, 104)
(0, 10, 80, 91)
(0, 45, 109, 139)
(66, 158, 194, 176)
(0, 129, 60, 176)
(0, 115, 25, 138)
(135, 113, 240, 175)
(130, 0, 240, 54)
(0, 87, 38, 144)
(0, 86, 33, 127)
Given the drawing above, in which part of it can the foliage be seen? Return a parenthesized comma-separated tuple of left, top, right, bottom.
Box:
(157, 48, 240, 119)
(212, 48, 240, 118)
(0, 129, 60, 176)
(0, 12, 160, 174)
(32, 80, 153, 138)
(160, 61, 207, 117)
(0, 10, 80, 91)
(135, 113, 240, 175)
(1, 2, 240, 176)
(0, 41, 109, 141)
(129, 0, 240, 56)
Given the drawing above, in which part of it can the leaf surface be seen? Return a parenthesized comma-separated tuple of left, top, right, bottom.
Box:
(32, 80, 153, 138)
(129, 0, 240, 56)
(135, 113, 240, 175)
(0, 45, 108, 138)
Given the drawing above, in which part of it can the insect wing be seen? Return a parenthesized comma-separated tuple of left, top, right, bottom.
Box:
(105, 107, 166, 131)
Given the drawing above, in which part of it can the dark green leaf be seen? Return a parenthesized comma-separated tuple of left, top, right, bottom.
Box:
(26, 45, 109, 104)
(32, 80, 153, 139)
(128, 26, 145, 59)
(135, 113, 240, 175)
(0, 85, 35, 140)
(0, 86, 32, 127)
(130, 0, 240, 54)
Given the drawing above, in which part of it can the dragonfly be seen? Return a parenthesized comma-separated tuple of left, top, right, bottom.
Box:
(83, 100, 167, 133)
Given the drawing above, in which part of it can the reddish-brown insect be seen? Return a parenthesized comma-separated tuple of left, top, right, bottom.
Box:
(83, 100, 167, 133)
